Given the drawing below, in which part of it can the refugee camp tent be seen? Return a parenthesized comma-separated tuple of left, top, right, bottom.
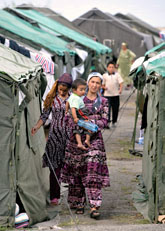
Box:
(115, 13, 161, 46)
(0, 9, 76, 78)
(0, 43, 55, 227)
(130, 42, 165, 222)
(15, 4, 91, 37)
(9, 8, 111, 55)
(0, 10, 74, 56)
(73, 8, 154, 58)
(5, 7, 112, 75)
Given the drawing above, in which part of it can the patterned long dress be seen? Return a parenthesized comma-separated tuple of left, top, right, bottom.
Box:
(41, 95, 68, 169)
(61, 96, 110, 208)
(40, 94, 68, 200)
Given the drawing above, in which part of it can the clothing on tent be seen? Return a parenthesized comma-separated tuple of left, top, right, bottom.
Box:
(35, 54, 55, 74)
(0, 35, 5, 44)
(10, 40, 30, 58)
(0, 35, 31, 58)
(4, 38, 9, 47)
(71, 48, 88, 80)
(0, 35, 30, 57)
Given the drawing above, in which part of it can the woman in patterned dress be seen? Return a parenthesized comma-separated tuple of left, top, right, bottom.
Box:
(61, 72, 110, 218)
(31, 73, 72, 205)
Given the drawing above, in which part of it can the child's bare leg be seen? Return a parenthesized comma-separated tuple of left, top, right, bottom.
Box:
(75, 133, 87, 150)
(85, 134, 91, 147)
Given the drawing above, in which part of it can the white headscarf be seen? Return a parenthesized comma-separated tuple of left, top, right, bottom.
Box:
(87, 72, 103, 83)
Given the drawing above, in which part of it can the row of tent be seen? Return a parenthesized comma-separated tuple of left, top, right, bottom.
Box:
(0, 5, 162, 82)
(0, 4, 163, 228)
(73, 8, 162, 59)
(129, 42, 165, 222)
(0, 5, 112, 83)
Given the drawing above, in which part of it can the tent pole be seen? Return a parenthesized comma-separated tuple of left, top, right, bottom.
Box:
(132, 84, 140, 150)
(154, 78, 162, 224)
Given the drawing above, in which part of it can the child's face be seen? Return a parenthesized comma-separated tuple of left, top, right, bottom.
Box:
(107, 64, 115, 74)
(74, 84, 86, 97)
(58, 84, 69, 97)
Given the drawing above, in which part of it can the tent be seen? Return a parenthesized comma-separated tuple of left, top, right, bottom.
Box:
(73, 8, 155, 58)
(115, 13, 161, 46)
(0, 43, 55, 227)
(0, 9, 75, 56)
(15, 4, 91, 37)
(4, 7, 112, 75)
(0, 9, 77, 78)
(130, 42, 165, 222)
(115, 13, 160, 37)
(7, 8, 111, 55)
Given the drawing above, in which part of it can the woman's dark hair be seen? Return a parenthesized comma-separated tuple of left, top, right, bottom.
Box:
(72, 78, 86, 90)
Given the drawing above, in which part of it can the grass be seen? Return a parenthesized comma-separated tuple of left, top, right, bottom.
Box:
(59, 216, 95, 227)
(121, 186, 132, 195)
(106, 138, 141, 160)
(110, 214, 150, 225)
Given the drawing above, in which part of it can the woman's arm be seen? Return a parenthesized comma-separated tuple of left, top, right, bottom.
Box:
(31, 119, 44, 135)
(31, 107, 51, 135)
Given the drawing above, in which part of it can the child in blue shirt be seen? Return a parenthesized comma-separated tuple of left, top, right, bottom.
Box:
(66, 78, 91, 150)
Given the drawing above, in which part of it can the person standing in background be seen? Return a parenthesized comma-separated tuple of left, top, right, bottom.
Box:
(102, 61, 123, 128)
(117, 42, 136, 89)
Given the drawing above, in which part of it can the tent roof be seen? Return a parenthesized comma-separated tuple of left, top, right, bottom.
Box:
(73, 8, 152, 57)
(16, 4, 91, 37)
(127, 13, 160, 35)
(145, 50, 165, 77)
(73, 8, 144, 39)
(115, 13, 160, 37)
(0, 10, 75, 56)
(145, 42, 165, 56)
(0, 43, 42, 82)
(11, 8, 111, 55)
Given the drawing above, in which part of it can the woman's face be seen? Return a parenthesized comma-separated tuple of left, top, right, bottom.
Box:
(58, 84, 69, 97)
(88, 77, 102, 94)
(122, 44, 127, 50)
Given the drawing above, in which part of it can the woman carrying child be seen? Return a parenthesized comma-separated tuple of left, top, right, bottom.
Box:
(61, 72, 110, 219)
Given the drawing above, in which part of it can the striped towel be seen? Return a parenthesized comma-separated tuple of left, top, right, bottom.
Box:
(35, 54, 54, 74)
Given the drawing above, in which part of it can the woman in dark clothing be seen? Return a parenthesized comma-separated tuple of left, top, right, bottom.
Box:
(31, 73, 72, 205)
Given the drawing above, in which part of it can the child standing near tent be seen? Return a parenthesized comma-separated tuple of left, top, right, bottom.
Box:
(31, 73, 72, 205)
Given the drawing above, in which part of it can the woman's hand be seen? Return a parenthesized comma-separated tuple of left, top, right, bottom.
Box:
(31, 119, 43, 136)
(31, 125, 39, 136)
